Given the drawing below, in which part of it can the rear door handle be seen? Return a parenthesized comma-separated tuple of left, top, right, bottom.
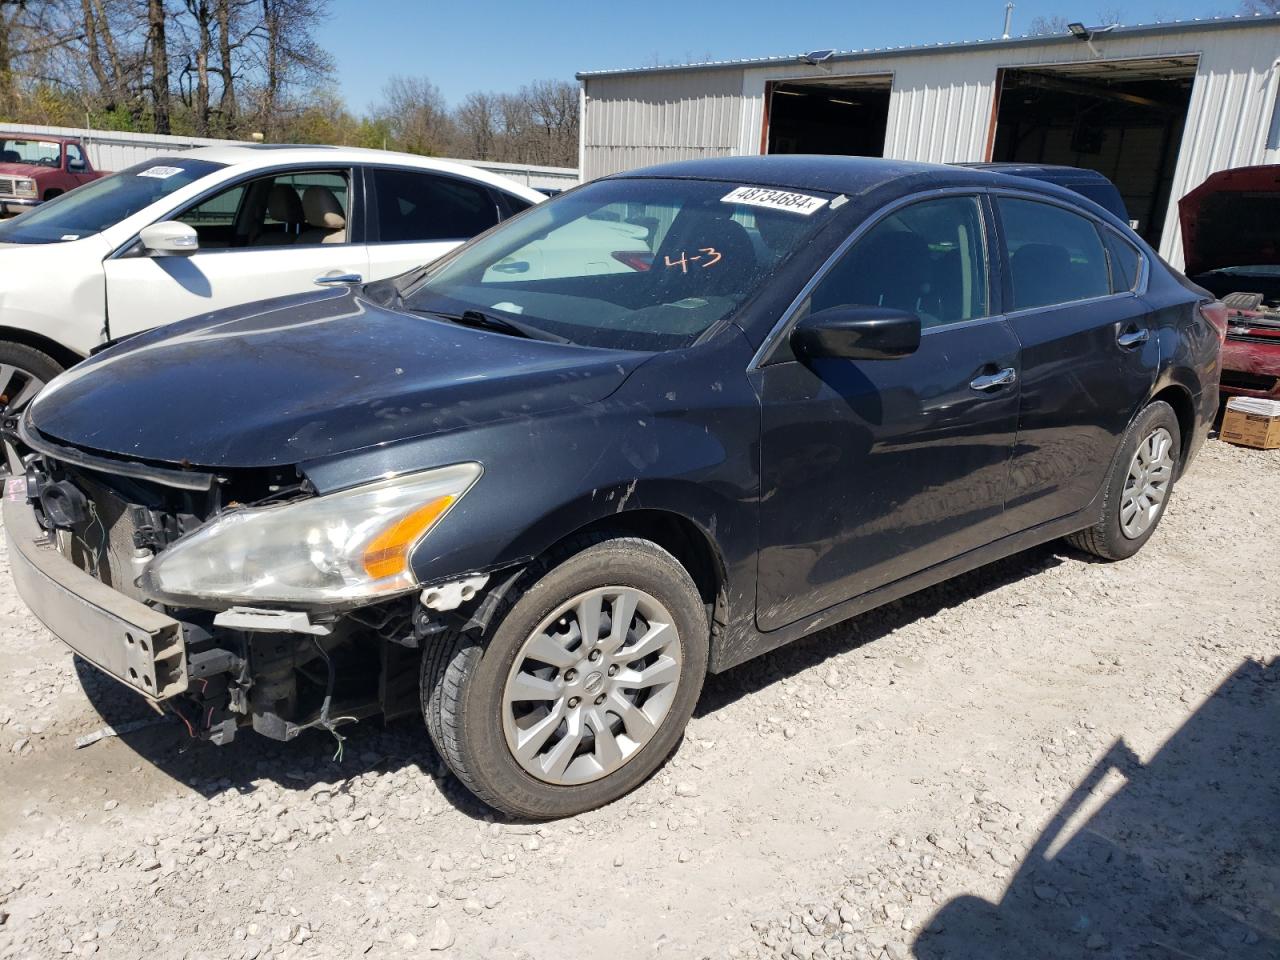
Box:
(970, 367, 1017, 391)
(313, 273, 363, 286)
(1117, 327, 1149, 348)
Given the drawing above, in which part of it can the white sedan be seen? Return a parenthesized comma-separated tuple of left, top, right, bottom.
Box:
(0, 145, 547, 413)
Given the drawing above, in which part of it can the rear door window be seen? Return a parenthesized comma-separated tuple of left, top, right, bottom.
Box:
(371, 169, 501, 242)
(808, 195, 990, 329)
(997, 197, 1110, 310)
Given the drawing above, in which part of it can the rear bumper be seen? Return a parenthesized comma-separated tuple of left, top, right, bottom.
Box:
(1220, 338, 1280, 400)
(3, 481, 187, 700)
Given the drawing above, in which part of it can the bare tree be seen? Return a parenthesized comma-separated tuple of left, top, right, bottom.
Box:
(215, 0, 238, 128)
(1239, 0, 1279, 11)
(175, 0, 214, 133)
(523, 79, 578, 167)
(146, 0, 171, 132)
(374, 75, 456, 155)
(455, 91, 499, 159)
(1027, 9, 1126, 33)
(1027, 15, 1071, 34)
(249, 0, 332, 138)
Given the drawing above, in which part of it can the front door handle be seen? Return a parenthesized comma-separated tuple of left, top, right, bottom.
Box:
(1117, 327, 1150, 348)
(970, 367, 1017, 391)
(313, 273, 363, 286)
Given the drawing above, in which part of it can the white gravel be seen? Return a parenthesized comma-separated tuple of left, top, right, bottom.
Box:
(0, 437, 1276, 959)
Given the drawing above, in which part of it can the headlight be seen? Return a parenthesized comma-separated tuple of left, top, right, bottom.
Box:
(13, 179, 38, 199)
(139, 463, 481, 607)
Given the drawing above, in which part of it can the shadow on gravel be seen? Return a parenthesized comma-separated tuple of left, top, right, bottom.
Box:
(696, 542, 1067, 716)
(914, 657, 1280, 960)
(72, 657, 499, 821)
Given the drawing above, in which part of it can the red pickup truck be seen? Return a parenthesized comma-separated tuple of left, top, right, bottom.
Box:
(0, 135, 105, 216)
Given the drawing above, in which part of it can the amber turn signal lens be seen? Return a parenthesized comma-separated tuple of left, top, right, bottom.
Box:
(362, 495, 454, 579)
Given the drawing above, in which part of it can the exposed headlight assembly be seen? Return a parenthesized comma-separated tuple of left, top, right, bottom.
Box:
(139, 463, 481, 607)
(13, 179, 38, 199)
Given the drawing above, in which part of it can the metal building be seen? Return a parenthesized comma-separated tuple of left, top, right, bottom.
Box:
(578, 15, 1280, 267)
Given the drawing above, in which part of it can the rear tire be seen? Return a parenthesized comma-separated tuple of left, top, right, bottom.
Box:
(421, 536, 708, 819)
(1065, 400, 1180, 561)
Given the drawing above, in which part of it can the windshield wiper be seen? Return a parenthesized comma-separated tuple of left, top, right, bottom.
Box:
(412, 308, 568, 343)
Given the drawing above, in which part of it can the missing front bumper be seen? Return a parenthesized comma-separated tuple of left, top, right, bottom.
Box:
(3, 483, 188, 700)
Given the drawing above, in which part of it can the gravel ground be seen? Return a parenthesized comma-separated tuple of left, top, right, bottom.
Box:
(0, 437, 1276, 960)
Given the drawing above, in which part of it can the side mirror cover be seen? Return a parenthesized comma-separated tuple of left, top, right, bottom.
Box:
(138, 221, 199, 257)
(790, 305, 922, 361)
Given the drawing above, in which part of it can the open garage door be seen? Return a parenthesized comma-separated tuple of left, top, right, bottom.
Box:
(991, 56, 1196, 245)
(765, 74, 892, 157)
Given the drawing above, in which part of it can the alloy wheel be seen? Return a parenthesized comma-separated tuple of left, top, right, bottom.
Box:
(502, 586, 682, 785)
(1119, 426, 1174, 539)
(0, 363, 45, 416)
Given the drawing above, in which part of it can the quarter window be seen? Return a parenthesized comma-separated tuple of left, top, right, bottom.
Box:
(998, 197, 1110, 310)
(808, 196, 989, 328)
(1103, 230, 1142, 293)
(371, 169, 500, 242)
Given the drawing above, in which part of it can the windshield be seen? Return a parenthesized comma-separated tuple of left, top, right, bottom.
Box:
(405, 177, 840, 350)
(0, 157, 224, 245)
(1, 139, 61, 167)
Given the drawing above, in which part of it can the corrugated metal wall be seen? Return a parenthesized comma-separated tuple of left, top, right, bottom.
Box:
(581, 21, 1280, 266)
(0, 123, 579, 191)
(581, 70, 745, 175)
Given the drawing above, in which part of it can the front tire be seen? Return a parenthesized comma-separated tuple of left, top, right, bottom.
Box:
(0, 341, 64, 475)
(1066, 400, 1180, 561)
(421, 537, 708, 818)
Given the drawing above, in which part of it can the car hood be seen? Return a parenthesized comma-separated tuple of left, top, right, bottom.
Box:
(1179, 165, 1280, 276)
(29, 288, 649, 468)
(0, 162, 49, 177)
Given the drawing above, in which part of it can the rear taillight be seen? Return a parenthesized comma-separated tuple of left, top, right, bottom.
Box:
(1199, 300, 1229, 343)
(611, 250, 652, 272)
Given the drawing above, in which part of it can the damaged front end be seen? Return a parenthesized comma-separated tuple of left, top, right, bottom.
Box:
(4, 418, 491, 748)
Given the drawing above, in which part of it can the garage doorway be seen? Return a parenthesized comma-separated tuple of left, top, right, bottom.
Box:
(764, 74, 892, 156)
(990, 56, 1197, 245)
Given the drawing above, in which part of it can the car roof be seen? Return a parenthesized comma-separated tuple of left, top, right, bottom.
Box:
(958, 162, 1115, 182)
(179, 143, 547, 202)
(609, 154, 1124, 223)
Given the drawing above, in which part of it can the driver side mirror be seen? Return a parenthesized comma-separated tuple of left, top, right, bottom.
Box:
(138, 221, 199, 257)
(790, 305, 921, 361)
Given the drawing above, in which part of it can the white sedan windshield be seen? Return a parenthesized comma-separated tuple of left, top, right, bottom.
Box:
(0, 157, 224, 245)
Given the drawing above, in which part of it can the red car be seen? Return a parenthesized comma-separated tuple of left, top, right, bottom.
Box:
(0, 134, 104, 216)
(1179, 165, 1280, 399)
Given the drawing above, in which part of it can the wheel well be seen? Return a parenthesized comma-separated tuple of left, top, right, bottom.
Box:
(42, 189, 63, 201)
(1151, 385, 1195, 468)
(549, 509, 727, 617)
(0, 327, 84, 372)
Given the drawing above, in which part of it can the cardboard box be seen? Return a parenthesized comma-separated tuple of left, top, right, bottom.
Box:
(1220, 397, 1280, 450)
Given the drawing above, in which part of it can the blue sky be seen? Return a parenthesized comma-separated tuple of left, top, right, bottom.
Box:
(315, 1, 1227, 111)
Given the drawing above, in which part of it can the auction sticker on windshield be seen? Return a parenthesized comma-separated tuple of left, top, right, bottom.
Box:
(721, 186, 828, 215)
(137, 166, 184, 180)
